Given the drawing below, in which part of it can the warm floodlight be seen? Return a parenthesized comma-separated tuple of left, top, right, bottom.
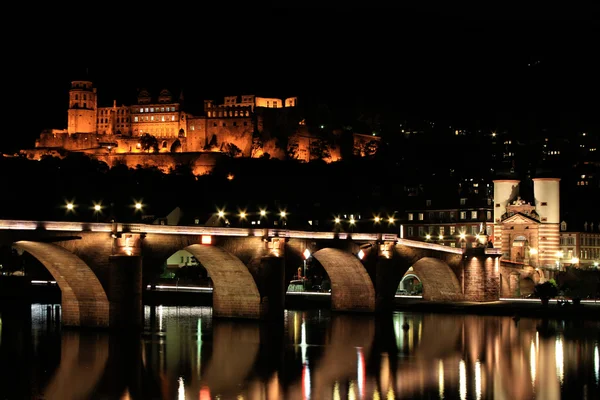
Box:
(66, 203, 74, 211)
(218, 210, 225, 218)
(280, 211, 287, 218)
(260, 210, 267, 217)
(459, 233, 466, 240)
(529, 248, 538, 255)
(135, 202, 143, 210)
(239, 211, 247, 219)
(425, 234, 431, 240)
(303, 248, 311, 259)
(374, 216, 381, 223)
(334, 217, 341, 224)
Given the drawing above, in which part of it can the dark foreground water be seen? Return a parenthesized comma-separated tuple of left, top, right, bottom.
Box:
(0, 303, 599, 400)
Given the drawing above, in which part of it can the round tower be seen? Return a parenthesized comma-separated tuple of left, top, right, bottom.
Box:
(493, 180, 520, 223)
(67, 80, 97, 135)
(532, 178, 560, 224)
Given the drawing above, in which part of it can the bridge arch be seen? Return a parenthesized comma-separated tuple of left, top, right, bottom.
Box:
(312, 248, 375, 312)
(13, 241, 109, 328)
(410, 257, 462, 301)
(185, 244, 264, 319)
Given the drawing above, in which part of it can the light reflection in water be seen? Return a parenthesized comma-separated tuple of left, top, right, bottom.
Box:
(555, 337, 564, 385)
(348, 380, 357, 400)
(302, 363, 311, 399)
(475, 360, 482, 400)
(386, 386, 395, 399)
(459, 359, 467, 400)
(438, 359, 444, 399)
(357, 348, 365, 398)
(2, 306, 600, 399)
(197, 318, 202, 378)
(530, 340, 537, 388)
(301, 317, 308, 365)
(333, 381, 341, 400)
(595, 343, 599, 384)
(177, 376, 185, 400)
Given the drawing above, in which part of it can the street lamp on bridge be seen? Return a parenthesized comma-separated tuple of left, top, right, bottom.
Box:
(303, 248, 311, 280)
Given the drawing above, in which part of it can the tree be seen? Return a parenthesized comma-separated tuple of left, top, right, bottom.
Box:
(309, 138, 331, 161)
(534, 280, 558, 306)
(223, 143, 242, 158)
(139, 133, 159, 153)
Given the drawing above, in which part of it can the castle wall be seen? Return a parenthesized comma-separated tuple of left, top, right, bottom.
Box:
(204, 117, 254, 156)
(98, 152, 224, 176)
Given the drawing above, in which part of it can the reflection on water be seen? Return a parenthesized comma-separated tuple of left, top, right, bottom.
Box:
(0, 303, 599, 399)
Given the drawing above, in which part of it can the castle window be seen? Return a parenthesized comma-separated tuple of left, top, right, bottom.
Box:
(191, 125, 195, 131)
(139, 108, 143, 113)
(171, 107, 175, 112)
(171, 116, 175, 121)
(161, 107, 165, 112)
(213, 122, 217, 127)
(408, 213, 413, 221)
(426, 199, 431, 206)
(486, 211, 491, 220)
(233, 122, 237, 126)
(418, 226, 424, 236)
(407, 227, 414, 236)
(460, 198, 467, 205)
(83, 94, 87, 100)
(449, 226, 456, 235)
(151, 116, 154, 121)
(75, 94, 78, 100)
(471, 211, 477, 219)
(541, 202, 547, 206)
(418, 213, 424, 221)
(471, 226, 478, 235)
(150, 107, 154, 112)
(244, 121, 248, 126)
(161, 116, 165, 121)
(223, 122, 227, 127)
(460, 211, 466, 220)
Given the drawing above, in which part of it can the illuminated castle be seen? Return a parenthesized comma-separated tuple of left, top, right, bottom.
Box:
(22, 79, 379, 174)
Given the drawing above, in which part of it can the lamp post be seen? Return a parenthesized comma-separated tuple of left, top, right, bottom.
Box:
(303, 248, 311, 282)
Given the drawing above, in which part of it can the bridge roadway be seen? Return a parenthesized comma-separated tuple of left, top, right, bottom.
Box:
(0, 219, 502, 329)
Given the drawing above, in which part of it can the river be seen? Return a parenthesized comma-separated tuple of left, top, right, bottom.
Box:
(0, 303, 598, 399)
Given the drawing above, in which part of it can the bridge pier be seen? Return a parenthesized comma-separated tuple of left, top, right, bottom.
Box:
(463, 248, 501, 301)
(108, 255, 143, 329)
(256, 256, 286, 320)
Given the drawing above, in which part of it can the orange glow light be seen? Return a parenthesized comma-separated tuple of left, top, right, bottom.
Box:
(201, 235, 212, 245)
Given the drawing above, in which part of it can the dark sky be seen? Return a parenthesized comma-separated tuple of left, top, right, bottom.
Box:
(3, 7, 599, 153)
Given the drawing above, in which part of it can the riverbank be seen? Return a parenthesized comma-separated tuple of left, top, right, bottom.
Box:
(3, 281, 598, 321)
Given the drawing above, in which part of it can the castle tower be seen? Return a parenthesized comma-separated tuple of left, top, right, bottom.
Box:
(533, 178, 561, 267)
(67, 80, 98, 135)
(492, 180, 520, 246)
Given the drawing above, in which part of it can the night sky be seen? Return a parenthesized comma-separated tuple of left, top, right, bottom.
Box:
(3, 8, 598, 153)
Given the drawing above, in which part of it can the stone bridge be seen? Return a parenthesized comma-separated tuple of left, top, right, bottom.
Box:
(0, 220, 502, 328)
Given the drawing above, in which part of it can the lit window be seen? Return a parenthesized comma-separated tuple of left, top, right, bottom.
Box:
(471, 211, 478, 219)
(418, 213, 424, 221)
(408, 213, 414, 221)
(449, 226, 456, 235)
(460, 211, 466, 220)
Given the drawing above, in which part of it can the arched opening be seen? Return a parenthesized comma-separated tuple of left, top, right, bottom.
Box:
(398, 270, 422, 296)
(155, 249, 212, 289)
(511, 235, 528, 263)
(286, 250, 331, 293)
(12, 241, 109, 328)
